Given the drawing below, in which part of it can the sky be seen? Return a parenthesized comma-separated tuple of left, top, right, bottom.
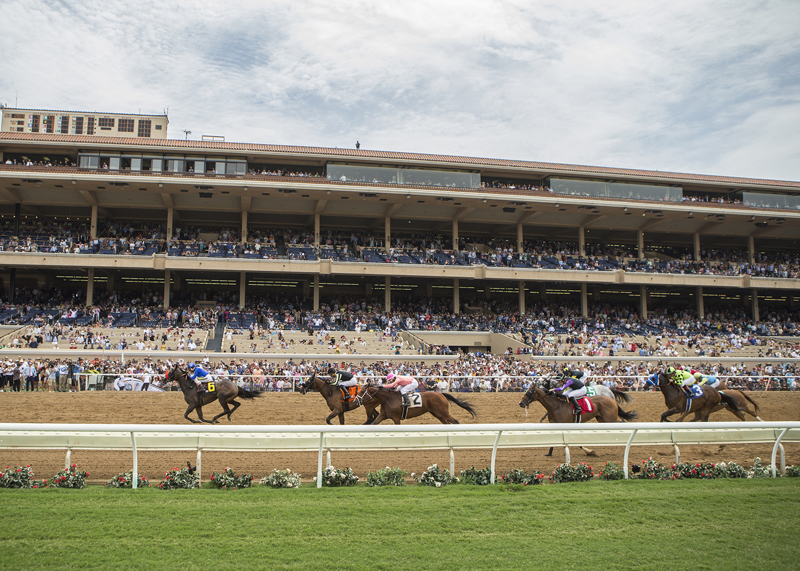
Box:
(1, 0, 799, 181)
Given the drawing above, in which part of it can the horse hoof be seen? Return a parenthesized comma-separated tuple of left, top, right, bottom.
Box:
(586, 450, 598, 457)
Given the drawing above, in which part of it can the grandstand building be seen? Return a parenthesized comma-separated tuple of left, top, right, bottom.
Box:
(0, 121, 798, 324)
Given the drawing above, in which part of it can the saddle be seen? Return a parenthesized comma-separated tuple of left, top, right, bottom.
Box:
(340, 385, 358, 402)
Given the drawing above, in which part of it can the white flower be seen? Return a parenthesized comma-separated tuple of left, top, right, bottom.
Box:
(287, 483, 293, 488)
(435, 481, 441, 488)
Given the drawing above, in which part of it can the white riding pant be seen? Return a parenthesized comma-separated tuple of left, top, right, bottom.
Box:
(399, 381, 419, 395)
(562, 386, 587, 399)
(338, 379, 358, 388)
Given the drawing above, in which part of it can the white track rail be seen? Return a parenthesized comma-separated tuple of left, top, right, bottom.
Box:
(0, 422, 797, 487)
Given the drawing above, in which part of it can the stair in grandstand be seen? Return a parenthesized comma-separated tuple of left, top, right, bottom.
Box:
(204, 322, 225, 352)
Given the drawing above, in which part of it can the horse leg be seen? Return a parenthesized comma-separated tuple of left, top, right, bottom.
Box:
(338, 413, 345, 425)
(184, 404, 201, 423)
(210, 399, 232, 423)
(661, 408, 681, 422)
(226, 399, 242, 421)
(325, 410, 338, 425)
(193, 405, 214, 424)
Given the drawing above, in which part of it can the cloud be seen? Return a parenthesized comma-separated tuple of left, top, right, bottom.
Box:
(1, 0, 798, 180)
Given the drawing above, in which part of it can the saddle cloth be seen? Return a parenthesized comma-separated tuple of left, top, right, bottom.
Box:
(577, 396, 594, 414)
(340, 386, 358, 401)
(585, 386, 599, 397)
(405, 393, 422, 407)
(685, 385, 704, 399)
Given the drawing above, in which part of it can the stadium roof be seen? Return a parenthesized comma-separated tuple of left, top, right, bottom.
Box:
(1, 131, 798, 190)
(0, 107, 168, 118)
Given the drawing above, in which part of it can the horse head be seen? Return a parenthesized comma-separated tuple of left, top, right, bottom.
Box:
(519, 384, 537, 408)
(297, 373, 316, 395)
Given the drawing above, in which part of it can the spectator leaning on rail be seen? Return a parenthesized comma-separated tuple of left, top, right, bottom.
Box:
(382, 372, 419, 407)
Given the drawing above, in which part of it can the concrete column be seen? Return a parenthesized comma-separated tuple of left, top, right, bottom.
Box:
(313, 275, 320, 311)
(302, 280, 310, 300)
(637, 230, 645, 259)
(106, 271, 115, 293)
(452, 219, 459, 251)
(241, 211, 248, 244)
(751, 288, 759, 321)
(578, 226, 585, 257)
(384, 216, 391, 254)
(314, 213, 320, 247)
(639, 285, 647, 318)
(696, 286, 704, 319)
(166, 208, 174, 242)
(790, 294, 795, 309)
(517, 223, 524, 254)
(748, 235, 755, 265)
(163, 270, 171, 309)
(426, 283, 433, 298)
(384, 276, 391, 311)
(90, 205, 98, 239)
(365, 283, 373, 297)
(239, 271, 246, 309)
(86, 269, 94, 307)
(693, 233, 701, 261)
(580, 283, 588, 318)
(518, 281, 526, 315)
(540, 283, 546, 300)
(453, 278, 460, 314)
(172, 271, 181, 292)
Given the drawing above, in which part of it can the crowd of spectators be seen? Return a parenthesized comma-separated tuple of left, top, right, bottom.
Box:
(0, 352, 795, 394)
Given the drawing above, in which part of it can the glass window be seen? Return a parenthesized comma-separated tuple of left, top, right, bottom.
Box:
(79, 156, 99, 169)
(151, 159, 163, 172)
(742, 192, 800, 210)
(118, 119, 134, 132)
(326, 164, 480, 188)
(130, 158, 142, 171)
(109, 157, 121, 170)
(193, 161, 204, 173)
(166, 160, 184, 173)
(547, 178, 683, 202)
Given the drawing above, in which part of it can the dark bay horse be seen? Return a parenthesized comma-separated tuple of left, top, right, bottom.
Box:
(168, 365, 263, 423)
(362, 387, 477, 424)
(518, 384, 637, 424)
(298, 373, 379, 425)
(656, 372, 740, 422)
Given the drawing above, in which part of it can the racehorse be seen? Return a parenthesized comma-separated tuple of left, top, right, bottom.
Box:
(709, 387, 763, 421)
(656, 371, 740, 422)
(297, 373, 379, 425)
(168, 365, 263, 423)
(518, 383, 638, 424)
(361, 386, 477, 424)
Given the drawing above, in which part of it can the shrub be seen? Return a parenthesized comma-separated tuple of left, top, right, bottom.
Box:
(314, 466, 359, 487)
(635, 458, 671, 480)
(210, 467, 253, 490)
(671, 462, 718, 480)
(785, 465, 800, 477)
(366, 466, 407, 487)
(460, 466, 493, 486)
(0, 465, 38, 489)
(749, 457, 779, 478)
(713, 461, 749, 478)
(49, 464, 89, 489)
(599, 462, 625, 481)
(157, 467, 200, 489)
(550, 462, 594, 483)
(413, 464, 458, 487)
(500, 469, 545, 485)
(106, 471, 150, 488)
(260, 469, 302, 488)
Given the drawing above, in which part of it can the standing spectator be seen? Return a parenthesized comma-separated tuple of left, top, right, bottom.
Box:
(11, 362, 22, 392)
(57, 360, 69, 392)
(22, 360, 38, 392)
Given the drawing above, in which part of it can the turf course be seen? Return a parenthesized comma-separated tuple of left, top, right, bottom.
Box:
(1, 479, 798, 571)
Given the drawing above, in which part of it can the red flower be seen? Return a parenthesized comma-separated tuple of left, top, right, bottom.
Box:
(71, 464, 76, 468)
(33, 485, 38, 488)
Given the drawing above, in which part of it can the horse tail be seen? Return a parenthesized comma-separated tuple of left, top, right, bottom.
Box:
(442, 393, 477, 419)
(616, 405, 638, 422)
(611, 388, 632, 404)
(718, 391, 741, 413)
(739, 391, 760, 413)
(237, 387, 263, 400)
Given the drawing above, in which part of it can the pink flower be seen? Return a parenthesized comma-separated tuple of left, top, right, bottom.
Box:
(71, 464, 76, 468)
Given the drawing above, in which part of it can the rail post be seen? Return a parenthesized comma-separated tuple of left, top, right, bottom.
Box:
(317, 432, 324, 489)
(771, 428, 788, 478)
(623, 429, 638, 479)
(131, 432, 138, 489)
(490, 430, 502, 484)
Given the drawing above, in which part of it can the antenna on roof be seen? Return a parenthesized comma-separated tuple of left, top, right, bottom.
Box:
(183, 130, 192, 140)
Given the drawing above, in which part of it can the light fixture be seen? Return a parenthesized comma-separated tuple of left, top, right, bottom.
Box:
(406, 195, 411, 198)
(555, 203, 559, 208)
(624, 208, 628, 212)
(483, 199, 487, 203)
(71, 180, 76, 185)
(327, 190, 331, 194)
(243, 186, 248, 191)
(159, 184, 163, 188)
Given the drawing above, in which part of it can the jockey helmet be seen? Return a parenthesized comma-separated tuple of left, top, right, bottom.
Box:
(386, 372, 395, 382)
(328, 367, 336, 375)
(187, 362, 196, 369)
(693, 372, 703, 380)
(666, 366, 676, 376)
(562, 365, 571, 375)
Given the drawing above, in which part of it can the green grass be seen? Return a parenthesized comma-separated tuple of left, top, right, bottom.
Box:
(1, 479, 798, 571)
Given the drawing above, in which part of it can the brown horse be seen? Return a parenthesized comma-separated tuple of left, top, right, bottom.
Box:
(656, 372, 740, 422)
(518, 384, 637, 423)
(297, 373, 379, 425)
(362, 386, 477, 424)
(167, 365, 263, 423)
(687, 381, 762, 421)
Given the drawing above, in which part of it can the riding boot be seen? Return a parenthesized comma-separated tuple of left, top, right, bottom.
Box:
(196, 383, 204, 394)
(402, 393, 410, 407)
(569, 396, 581, 415)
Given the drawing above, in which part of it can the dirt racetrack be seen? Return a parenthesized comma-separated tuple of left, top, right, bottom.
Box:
(1, 390, 798, 483)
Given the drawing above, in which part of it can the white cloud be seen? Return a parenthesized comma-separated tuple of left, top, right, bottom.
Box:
(1, 0, 798, 180)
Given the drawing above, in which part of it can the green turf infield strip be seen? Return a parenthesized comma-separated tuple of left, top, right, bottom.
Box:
(1, 479, 797, 571)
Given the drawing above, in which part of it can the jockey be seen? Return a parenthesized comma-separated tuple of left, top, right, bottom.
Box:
(561, 364, 590, 385)
(667, 366, 696, 393)
(187, 362, 212, 393)
(383, 372, 419, 407)
(551, 375, 586, 415)
(327, 367, 359, 398)
(693, 372, 721, 389)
